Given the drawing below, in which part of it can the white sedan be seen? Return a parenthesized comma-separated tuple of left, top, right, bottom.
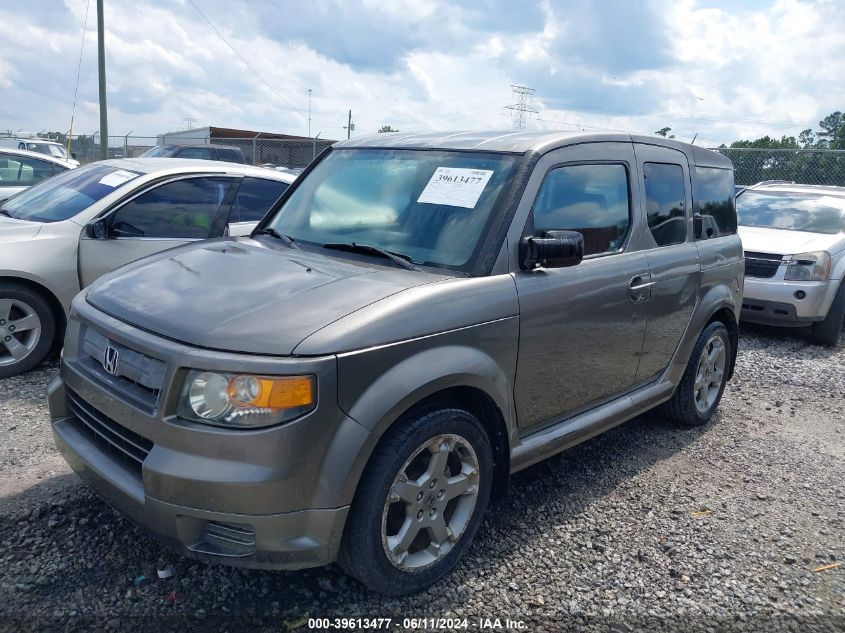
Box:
(0, 158, 295, 377)
(0, 147, 76, 203)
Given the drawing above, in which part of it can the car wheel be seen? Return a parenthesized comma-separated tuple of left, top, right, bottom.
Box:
(808, 282, 845, 347)
(662, 321, 731, 427)
(0, 283, 56, 379)
(338, 406, 493, 595)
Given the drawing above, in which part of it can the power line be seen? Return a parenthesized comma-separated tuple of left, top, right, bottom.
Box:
(67, 0, 91, 150)
(186, 0, 336, 132)
(542, 98, 818, 129)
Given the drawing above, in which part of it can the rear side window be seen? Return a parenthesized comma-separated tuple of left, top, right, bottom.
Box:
(109, 177, 234, 239)
(533, 164, 631, 256)
(695, 167, 736, 238)
(0, 155, 57, 187)
(218, 148, 242, 163)
(230, 177, 289, 223)
(644, 162, 687, 246)
(177, 147, 214, 160)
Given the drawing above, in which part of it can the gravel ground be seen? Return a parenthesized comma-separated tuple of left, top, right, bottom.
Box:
(0, 325, 843, 632)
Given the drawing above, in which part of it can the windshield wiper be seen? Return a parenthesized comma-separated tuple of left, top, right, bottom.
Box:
(253, 227, 300, 249)
(0, 208, 14, 219)
(323, 242, 421, 271)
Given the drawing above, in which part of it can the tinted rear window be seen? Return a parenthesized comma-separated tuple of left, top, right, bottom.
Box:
(231, 177, 289, 222)
(644, 162, 687, 246)
(695, 167, 736, 238)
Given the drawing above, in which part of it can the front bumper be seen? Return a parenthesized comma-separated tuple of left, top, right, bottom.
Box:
(741, 277, 838, 326)
(47, 298, 376, 570)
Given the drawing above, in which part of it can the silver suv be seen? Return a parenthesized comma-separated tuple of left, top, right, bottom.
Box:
(737, 181, 845, 345)
(48, 131, 743, 595)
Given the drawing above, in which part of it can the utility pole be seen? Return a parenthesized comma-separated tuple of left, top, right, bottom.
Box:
(96, 0, 108, 160)
(307, 89, 312, 138)
(504, 85, 538, 131)
(344, 110, 355, 139)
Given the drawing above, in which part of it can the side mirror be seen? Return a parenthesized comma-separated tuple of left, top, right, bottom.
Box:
(84, 219, 108, 239)
(521, 230, 584, 270)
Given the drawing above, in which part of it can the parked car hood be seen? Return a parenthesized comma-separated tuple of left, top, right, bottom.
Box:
(0, 217, 42, 241)
(85, 238, 449, 355)
(738, 225, 845, 256)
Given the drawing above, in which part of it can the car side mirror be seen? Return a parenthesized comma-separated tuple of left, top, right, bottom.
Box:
(520, 230, 584, 270)
(84, 218, 108, 239)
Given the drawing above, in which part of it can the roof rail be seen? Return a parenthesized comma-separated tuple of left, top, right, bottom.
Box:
(747, 180, 795, 189)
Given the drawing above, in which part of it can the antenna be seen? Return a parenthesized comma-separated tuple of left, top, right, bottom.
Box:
(504, 85, 538, 130)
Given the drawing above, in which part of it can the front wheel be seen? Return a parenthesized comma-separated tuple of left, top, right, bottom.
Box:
(662, 321, 731, 427)
(338, 407, 493, 595)
(0, 283, 56, 379)
(808, 282, 845, 347)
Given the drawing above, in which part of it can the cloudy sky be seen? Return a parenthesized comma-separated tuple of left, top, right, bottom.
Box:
(1, 0, 843, 146)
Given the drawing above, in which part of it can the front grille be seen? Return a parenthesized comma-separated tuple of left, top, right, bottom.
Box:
(66, 389, 153, 479)
(78, 327, 166, 412)
(744, 251, 784, 279)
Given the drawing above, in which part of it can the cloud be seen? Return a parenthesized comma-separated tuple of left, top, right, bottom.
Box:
(0, 0, 842, 147)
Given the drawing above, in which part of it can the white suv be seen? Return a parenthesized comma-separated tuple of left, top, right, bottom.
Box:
(737, 181, 845, 345)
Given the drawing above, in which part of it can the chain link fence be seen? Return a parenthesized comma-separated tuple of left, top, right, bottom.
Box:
(66, 135, 334, 169)
(54, 139, 845, 188)
(710, 148, 845, 187)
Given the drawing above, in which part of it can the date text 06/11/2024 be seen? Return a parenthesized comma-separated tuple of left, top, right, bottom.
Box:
(305, 617, 528, 630)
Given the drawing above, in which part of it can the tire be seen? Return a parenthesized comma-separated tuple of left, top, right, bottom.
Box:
(338, 406, 493, 595)
(0, 283, 56, 379)
(808, 282, 845, 347)
(662, 321, 731, 427)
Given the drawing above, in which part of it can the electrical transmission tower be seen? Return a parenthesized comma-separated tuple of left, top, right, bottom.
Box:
(504, 85, 538, 130)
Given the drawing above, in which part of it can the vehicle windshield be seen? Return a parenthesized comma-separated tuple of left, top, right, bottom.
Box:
(25, 142, 68, 159)
(0, 163, 143, 223)
(737, 190, 845, 234)
(265, 148, 520, 271)
(141, 146, 175, 157)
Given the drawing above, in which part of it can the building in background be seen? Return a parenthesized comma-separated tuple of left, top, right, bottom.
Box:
(156, 126, 335, 168)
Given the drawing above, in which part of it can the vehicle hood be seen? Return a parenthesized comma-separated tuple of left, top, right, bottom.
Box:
(85, 238, 449, 355)
(738, 225, 845, 256)
(0, 217, 42, 242)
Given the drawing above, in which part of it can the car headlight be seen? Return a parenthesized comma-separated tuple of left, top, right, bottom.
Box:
(784, 251, 831, 281)
(177, 370, 316, 428)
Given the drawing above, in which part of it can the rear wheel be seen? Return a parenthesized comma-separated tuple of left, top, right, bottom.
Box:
(663, 321, 731, 427)
(0, 284, 56, 378)
(808, 282, 845, 347)
(338, 407, 492, 595)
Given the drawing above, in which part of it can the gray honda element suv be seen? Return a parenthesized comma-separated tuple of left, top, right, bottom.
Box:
(49, 131, 743, 595)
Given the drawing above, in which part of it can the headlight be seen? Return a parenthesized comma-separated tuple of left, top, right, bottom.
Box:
(784, 251, 831, 281)
(177, 370, 316, 428)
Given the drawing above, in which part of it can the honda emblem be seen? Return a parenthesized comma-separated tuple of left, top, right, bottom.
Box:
(103, 345, 120, 376)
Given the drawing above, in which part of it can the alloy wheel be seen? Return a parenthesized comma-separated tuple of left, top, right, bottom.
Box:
(381, 433, 481, 572)
(694, 333, 726, 414)
(0, 298, 42, 368)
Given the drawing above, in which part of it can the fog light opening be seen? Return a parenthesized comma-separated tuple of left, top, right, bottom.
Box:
(794, 290, 806, 300)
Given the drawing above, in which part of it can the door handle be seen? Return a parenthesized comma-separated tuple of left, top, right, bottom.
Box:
(628, 275, 655, 302)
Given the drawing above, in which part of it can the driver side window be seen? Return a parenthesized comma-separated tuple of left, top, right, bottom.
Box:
(532, 163, 631, 256)
(109, 177, 234, 239)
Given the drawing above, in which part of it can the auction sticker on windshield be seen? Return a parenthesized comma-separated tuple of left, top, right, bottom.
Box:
(98, 169, 140, 187)
(418, 167, 494, 209)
